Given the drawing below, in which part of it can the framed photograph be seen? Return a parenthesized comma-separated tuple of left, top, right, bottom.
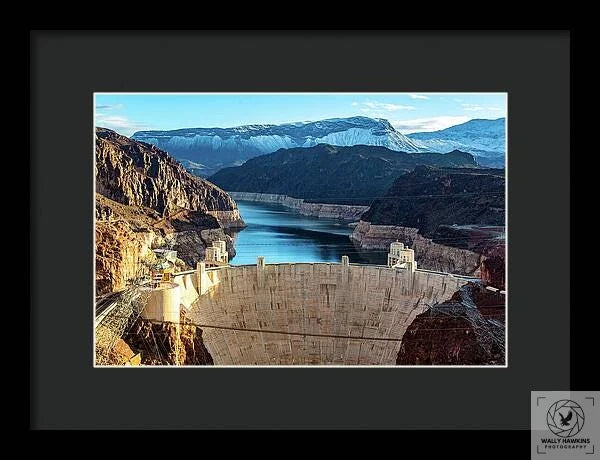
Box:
(93, 92, 507, 368)
(31, 31, 574, 436)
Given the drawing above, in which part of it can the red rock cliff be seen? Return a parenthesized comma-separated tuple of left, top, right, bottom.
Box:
(396, 283, 505, 365)
(95, 128, 244, 295)
(95, 127, 244, 226)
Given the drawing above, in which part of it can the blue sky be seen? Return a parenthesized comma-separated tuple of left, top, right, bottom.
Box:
(95, 93, 507, 137)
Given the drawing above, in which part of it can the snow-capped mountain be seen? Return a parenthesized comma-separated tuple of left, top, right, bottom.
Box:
(132, 116, 420, 176)
(408, 118, 506, 168)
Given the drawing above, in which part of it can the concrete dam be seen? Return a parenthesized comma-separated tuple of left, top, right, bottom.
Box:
(167, 259, 475, 365)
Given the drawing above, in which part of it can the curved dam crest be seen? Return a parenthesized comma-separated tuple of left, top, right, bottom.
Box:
(175, 262, 474, 365)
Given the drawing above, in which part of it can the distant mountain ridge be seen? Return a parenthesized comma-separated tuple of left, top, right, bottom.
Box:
(132, 116, 420, 176)
(408, 118, 505, 168)
(361, 164, 505, 235)
(208, 143, 478, 206)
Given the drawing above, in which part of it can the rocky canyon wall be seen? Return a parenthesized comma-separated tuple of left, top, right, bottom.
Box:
(397, 283, 505, 365)
(350, 221, 483, 276)
(95, 195, 164, 295)
(95, 196, 237, 296)
(122, 311, 213, 365)
(228, 192, 368, 220)
(95, 128, 244, 295)
(95, 219, 156, 295)
(96, 128, 244, 225)
(479, 245, 506, 290)
(353, 166, 505, 278)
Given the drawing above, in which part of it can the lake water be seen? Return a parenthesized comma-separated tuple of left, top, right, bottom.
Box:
(227, 201, 388, 266)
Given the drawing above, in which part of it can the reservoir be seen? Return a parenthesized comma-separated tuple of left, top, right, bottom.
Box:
(227, 200, 387, 266)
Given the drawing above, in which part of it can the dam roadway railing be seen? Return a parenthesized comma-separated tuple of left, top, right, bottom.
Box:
(193, 262, 482, 280)
(167, 260, 483, 317)
(99, 262, 482, 326)
(171, 262, 483, 302)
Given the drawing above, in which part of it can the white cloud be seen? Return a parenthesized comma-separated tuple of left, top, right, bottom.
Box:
(461, 103, 504, 112)
(454, 98, 463, 102)
(391, 116, 471, 134)
(95, 113, 150, 137)
(95, 103, 124, 110)
(461, 103, 484, 111)
(354, 100, 416, 112)
(408, 94, 429, 100)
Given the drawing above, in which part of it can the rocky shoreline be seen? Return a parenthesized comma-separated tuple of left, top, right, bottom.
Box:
(205, 209, 245, 228)
(228, 192, 369, 220)
(350, 220, 483, 276)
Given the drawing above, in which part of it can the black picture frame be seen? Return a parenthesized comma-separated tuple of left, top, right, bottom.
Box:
(30, 30, 572, 433)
